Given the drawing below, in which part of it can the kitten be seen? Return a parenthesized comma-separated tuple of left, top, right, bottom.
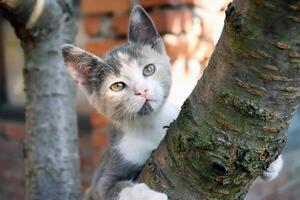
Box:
(61, 5, 283, 200)
(62, 5, 177, 200)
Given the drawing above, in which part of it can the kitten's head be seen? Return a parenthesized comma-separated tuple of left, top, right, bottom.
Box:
(62, 6, 171, 123)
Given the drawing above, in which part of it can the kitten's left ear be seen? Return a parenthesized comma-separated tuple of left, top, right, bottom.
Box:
(128, 5, 165, 52)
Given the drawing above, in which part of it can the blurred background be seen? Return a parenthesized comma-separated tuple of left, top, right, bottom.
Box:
(0, 0, 299, 199)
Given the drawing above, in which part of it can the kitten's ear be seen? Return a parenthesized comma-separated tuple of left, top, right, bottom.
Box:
(128, 5, 164, 52)
(61, 44, 101, 95)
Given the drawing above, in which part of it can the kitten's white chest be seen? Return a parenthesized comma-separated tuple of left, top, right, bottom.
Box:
(116, 103, 179, 165)
(116, 125, 165, 165)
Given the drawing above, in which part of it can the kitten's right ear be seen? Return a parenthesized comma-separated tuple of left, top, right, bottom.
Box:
(61, 44, 101, 95)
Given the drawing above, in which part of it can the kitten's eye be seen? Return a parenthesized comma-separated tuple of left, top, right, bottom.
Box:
(110, 82, 126, 92)
(143, 64, 155, 76)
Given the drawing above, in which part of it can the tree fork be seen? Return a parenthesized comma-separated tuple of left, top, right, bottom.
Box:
(139, 0, 300, 199)
(0, 0, 82, 199)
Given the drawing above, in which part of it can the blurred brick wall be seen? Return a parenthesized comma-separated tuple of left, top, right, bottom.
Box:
(0, 120, 25, 199)
(0, 120, 94, 199)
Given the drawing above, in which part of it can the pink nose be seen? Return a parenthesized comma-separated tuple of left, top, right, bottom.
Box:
(135, 89, 148, 97)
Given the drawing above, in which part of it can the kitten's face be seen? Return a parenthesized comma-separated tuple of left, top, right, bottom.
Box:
(91, 45, 171, 122)
(62, 6, 171, 123)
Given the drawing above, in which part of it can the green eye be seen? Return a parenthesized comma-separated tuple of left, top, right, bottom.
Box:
(110, 82, 126, 92)
(143, 64, 155, 76)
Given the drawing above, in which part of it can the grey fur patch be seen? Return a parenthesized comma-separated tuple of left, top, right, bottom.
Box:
(91, 62, 119, 93)
(138, 101, 153, 116)
(105, 44, 141, 63)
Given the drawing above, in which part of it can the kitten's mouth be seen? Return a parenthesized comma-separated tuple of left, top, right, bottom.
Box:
(138, 101, 153, 116)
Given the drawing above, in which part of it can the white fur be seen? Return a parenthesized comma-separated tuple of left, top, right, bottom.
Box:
(262, 155, 283, 181)
(119, 183, 168, 200)
(116, 103, 179, 165)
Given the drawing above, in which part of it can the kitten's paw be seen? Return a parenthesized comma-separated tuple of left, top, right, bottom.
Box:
(261, 155, 283, 181)
(119, 183, 168, 200)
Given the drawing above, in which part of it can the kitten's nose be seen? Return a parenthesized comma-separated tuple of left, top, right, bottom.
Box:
(135, 88, 148, 97)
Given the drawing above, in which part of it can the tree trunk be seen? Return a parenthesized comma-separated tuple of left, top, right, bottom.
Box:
(139, 0, 300, 199)
(0, 1, 81, 199)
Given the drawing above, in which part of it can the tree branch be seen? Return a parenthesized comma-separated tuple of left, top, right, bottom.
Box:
(139, 0, 300, 199)
(0, 1, 82, 199)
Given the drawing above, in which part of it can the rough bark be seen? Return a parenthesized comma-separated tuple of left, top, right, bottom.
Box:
(0, 1, 81, 199)
(139, 0, 300, 199)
